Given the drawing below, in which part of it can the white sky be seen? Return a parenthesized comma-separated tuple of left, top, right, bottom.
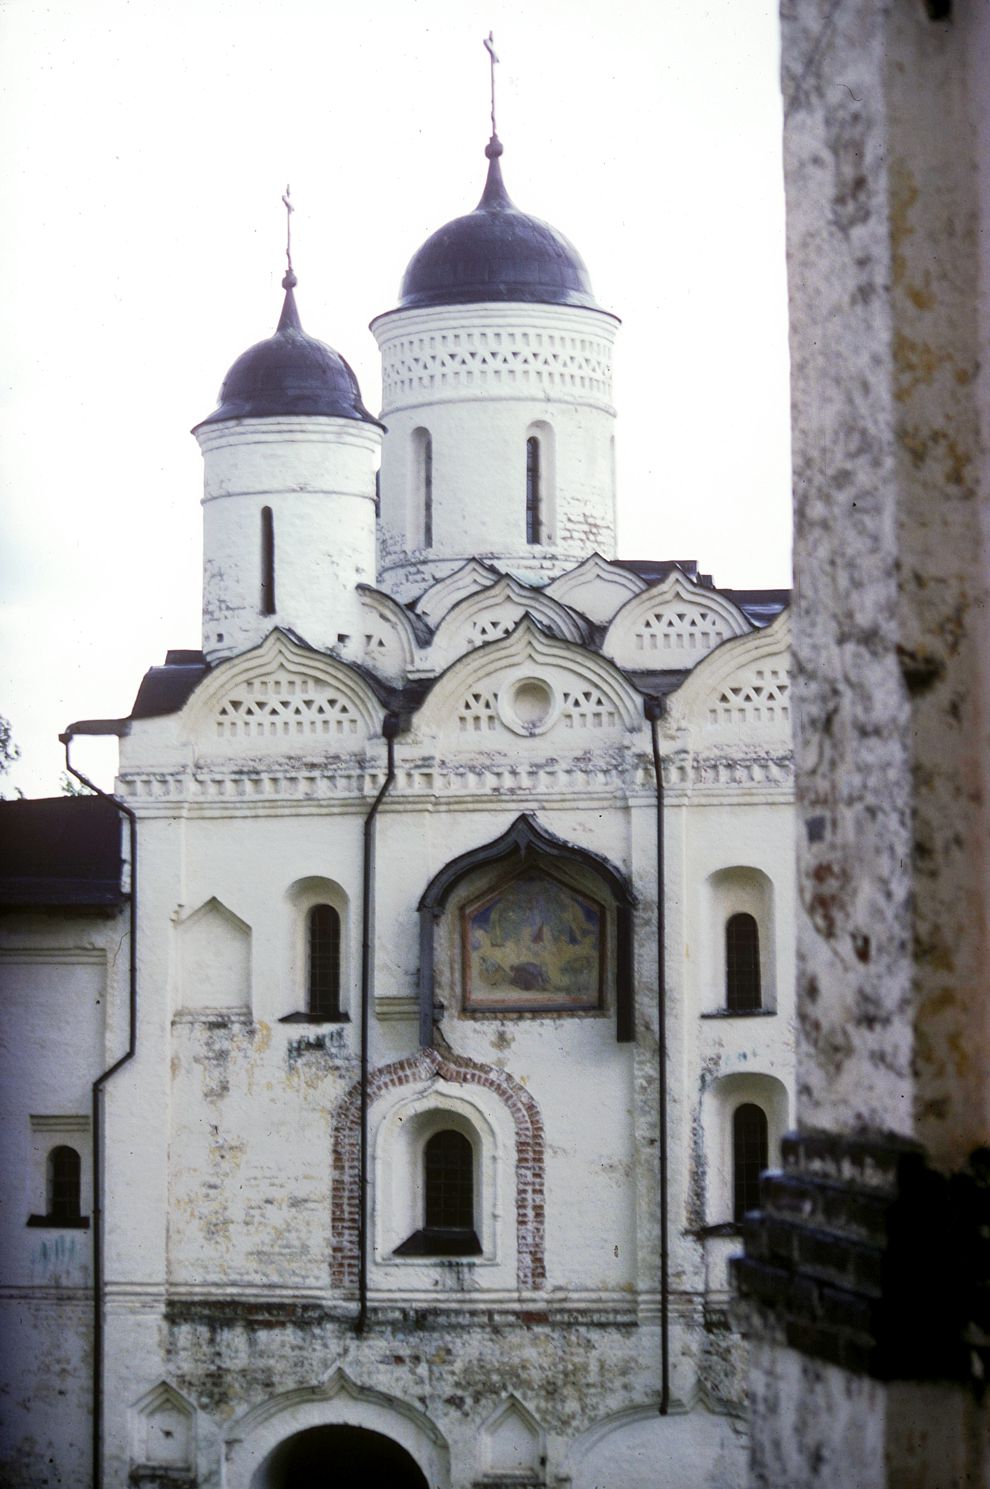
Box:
(0, 0, 791, 797)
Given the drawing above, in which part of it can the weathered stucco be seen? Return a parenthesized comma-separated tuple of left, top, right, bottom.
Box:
(741, 2, 990, 1483)
(784, 0, 990, 1161)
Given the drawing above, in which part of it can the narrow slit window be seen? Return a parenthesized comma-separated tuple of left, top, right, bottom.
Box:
(726, 912, 761, 1011)
(422, 433, 433, 547)
(526, 436, 541, 544)
(48, 1146, 82, 1222)
(307, 904, 340, 1018)
(261, 506, 276, 616)
(732, 1104, 768, 1223)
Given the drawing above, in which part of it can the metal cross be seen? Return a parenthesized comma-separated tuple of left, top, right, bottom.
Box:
(282, 184, 294, 275)
(484, 32, 499, 137)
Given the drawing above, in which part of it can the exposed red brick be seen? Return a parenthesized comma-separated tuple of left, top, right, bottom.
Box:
(329, 1047, 546, 1290)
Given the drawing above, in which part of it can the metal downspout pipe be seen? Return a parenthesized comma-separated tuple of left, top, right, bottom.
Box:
(646, 699, 670, 1415)
(60, 730, 138, 1488)
(356, 713, 400, 1335)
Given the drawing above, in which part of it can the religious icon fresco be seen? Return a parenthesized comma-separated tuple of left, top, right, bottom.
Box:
(462, 870, 604, 1012)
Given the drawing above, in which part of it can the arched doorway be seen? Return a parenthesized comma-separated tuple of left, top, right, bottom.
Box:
(254, 1424, 429, 1489)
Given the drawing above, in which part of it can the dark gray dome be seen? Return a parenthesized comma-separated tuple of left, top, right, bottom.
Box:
(397, 138, 600, 312)
(195, 278, 380, 430)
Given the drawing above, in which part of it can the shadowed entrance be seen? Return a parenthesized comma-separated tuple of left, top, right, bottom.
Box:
(255, 1424, 430, 1489)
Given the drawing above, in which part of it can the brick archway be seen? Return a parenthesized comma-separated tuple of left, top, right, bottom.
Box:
(331, 1048, 545, 1290)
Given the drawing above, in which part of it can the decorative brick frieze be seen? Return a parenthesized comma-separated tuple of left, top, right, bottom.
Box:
(379, 324, 615, 411)
(331, 1048, 546, 1292)
(734, 1131, 990, 1386)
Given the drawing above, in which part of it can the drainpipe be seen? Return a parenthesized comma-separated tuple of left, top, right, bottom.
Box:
(356, 713, 400, 1335)
(59, 725, 137, 1488)
(645, 699, 670, 1415)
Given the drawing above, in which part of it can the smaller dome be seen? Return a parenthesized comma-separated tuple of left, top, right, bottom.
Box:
(397, 137, 600, 312)
(195, 276, 380, 430)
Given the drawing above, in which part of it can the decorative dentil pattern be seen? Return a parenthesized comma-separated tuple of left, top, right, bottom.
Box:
(381, 327, 614, 407)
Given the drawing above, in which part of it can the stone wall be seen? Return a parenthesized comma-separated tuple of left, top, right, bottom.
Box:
(737, 3, 990, 1483)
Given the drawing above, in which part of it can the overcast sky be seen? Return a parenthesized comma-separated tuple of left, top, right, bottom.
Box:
(0, 0, 791, 797)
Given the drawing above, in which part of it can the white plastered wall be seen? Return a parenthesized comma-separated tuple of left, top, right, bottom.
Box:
(197, 416, 382, 662)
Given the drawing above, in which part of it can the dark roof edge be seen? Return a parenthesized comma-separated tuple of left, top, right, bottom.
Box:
(0, 881, 128, 909)
(368, 300, 621, 334)
(61, 718, 131, 739)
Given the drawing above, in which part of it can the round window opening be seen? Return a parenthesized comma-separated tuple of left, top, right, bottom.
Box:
(510, 678, 554, 732)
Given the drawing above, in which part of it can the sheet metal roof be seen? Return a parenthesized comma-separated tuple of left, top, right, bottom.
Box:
(0, 796, 126, 908)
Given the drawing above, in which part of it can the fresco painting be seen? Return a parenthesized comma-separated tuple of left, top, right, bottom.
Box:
(463, 871, 604, 1012)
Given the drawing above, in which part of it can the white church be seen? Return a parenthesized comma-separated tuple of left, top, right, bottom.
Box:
(0, 120, 795, 1488)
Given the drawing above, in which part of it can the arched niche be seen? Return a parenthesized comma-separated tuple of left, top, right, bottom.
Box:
(416, 813, 635, 1046)
(702, 866, 776, 1014)
(700, 1071, 790, 1229)
(281, 877, 351, 1023)
(332, 1048, 545, 1293)
(372, 1081, 512, 1283)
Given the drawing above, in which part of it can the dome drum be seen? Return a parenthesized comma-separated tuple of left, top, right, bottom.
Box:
(372, 302, 618, 416)
(372, 303, 619, 601)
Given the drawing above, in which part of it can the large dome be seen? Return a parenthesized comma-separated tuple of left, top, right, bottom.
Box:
(397, 138, 600, 312)
(195, 277, 380, 430)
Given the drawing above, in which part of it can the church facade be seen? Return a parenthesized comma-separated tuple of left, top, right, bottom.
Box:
(1, 129, 795, 1488)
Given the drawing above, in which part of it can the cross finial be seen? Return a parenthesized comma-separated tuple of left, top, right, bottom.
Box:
(484, 32, 499, 138)
(281, 184, 297, 290)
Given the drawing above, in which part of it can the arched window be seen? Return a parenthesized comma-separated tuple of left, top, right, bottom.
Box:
(425, 1129, 474, 1232)
(733, 1104, 768, 1223)
(48, 1146, 82, 1222)
(307, 904, 340, 1018)
(726, 912, 761, 1011)
(394, 1126, 481, 1257)
(260, 506, 276, 616)
(526, 436, 541, 544)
